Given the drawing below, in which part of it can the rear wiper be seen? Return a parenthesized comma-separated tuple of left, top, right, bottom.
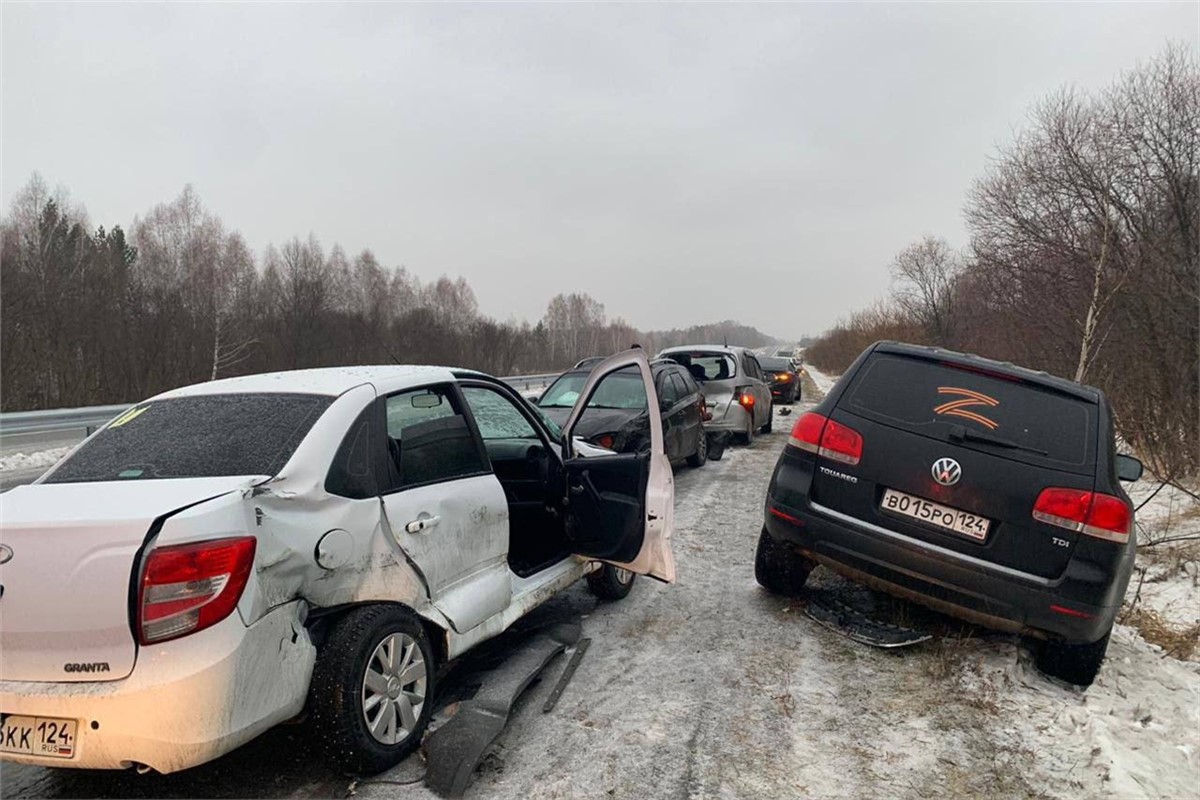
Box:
(946, 425, 1048, 456)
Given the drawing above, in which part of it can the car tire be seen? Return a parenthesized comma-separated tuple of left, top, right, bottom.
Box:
(587, 564, 637, 601)
(762, 404, 774, 434)
(707, 432, 727, 461)
(1035, 629, 1111, 687)
(308, 605, 436, 774)
(737, 414, 755, 446)
(754, 528, 814, 596)
(686, 429, 708, 468)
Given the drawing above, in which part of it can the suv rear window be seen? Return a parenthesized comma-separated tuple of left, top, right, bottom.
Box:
(47, 393, 332, 483)
(843, 355, 1095, 468)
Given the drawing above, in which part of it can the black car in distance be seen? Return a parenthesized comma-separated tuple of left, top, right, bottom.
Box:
(538, 359, 709, 466)
(760, 356, 801, 404)
(757, 341, 1143, 686)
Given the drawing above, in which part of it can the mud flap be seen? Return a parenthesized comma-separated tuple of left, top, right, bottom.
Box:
(804, 589, 932, 648)
(424, 622, 581, 798)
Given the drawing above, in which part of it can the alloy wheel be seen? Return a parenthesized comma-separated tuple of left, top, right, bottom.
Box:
(361, 632, 428, 745)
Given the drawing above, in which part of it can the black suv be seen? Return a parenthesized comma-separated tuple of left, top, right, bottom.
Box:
(756, 342, 1143, 686)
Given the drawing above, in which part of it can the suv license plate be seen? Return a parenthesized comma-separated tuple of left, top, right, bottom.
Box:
(0, 714, 77, 759)
(881, 489, 990, 541)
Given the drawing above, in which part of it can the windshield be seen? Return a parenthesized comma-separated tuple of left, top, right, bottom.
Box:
(538, 369, 647, 409)
(45, 393, 332, 483)
(662, 352, 737, 382)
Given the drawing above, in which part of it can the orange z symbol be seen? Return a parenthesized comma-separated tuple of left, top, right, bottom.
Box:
(935, 387, 1000, 430)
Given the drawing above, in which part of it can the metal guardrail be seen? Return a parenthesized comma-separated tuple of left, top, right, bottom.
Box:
(0, 373, 564, 439)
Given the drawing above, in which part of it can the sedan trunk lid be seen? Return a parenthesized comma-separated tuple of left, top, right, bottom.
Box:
(0, 477, 256, 682)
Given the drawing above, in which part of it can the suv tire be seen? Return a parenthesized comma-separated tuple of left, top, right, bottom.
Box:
(587, 564, 637, 601)
(1036, 629, 1111, 687)
(686, 429, 708, 468)
(308, 605, 436, 774)
(754, 528, 815, 596)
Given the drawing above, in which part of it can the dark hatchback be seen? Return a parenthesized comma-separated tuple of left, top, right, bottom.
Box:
(538, 360, 710, 466)
(756, 341, 1143, 686)
(760, 356, 801, 404)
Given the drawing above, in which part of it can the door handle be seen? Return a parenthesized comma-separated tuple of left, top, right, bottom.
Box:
(405, 515, 441, 534)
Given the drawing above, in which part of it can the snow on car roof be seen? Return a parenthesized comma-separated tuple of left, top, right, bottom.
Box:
(152, 365, 462, 401)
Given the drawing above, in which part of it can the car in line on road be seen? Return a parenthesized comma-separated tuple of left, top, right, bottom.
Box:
(0, 350, 675, 775)
(537, 358, 711, 467)
(759, 356, 802, 405)
(756, 341, 1142, 686)
(658, 345, 773, 445)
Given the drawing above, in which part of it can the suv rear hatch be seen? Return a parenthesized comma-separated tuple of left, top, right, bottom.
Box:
(810, 353, 1098, 579)
(0, 478, 254, 682)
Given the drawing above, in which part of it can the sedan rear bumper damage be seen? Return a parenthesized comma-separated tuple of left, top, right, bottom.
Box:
(0, 602, 314, 773)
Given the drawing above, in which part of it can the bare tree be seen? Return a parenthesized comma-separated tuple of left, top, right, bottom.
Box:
(890, 236, 961, 346)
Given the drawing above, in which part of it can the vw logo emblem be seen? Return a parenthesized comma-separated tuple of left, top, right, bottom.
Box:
(0, 544, 11, 565)
(932, 457, 962, 486)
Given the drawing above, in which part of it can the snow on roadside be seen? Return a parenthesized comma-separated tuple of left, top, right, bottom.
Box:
(803, 364, 838, 396)
(1124, 479, 1200, 644)
(0, 447, 71, 473)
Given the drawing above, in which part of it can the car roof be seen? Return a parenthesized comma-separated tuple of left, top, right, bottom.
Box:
(152, 365, 465, 401)
(657, 345, 748, 357)
(871, 342, 1100, 402)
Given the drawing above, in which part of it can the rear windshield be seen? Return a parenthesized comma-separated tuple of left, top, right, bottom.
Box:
(46, 393, 332, 483)
(538, 368, 646, 410)
(662, 352, 737, 382)
(843, 355, 1095, 468)
(760, 357, 792, 371)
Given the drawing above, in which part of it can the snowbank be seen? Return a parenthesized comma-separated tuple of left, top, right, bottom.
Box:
(0, 447, 71, 473)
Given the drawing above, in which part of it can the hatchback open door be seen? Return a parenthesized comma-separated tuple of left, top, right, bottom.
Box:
(560, 350, 675, 583)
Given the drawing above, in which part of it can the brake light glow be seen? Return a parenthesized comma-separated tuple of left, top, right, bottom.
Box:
(591, 433, 616, 449)
(736, 387, 755, 408)
(138, 537, 257, 644)
(1032, 488, 1131, 543)
(787, 412, 863, 466)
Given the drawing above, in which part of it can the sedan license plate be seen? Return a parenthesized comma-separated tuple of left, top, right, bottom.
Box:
(0, 714, 77, 759)
(881, 489, 990, 541)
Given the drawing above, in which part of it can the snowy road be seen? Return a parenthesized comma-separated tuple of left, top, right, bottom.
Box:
(3, 373, 1197, 799)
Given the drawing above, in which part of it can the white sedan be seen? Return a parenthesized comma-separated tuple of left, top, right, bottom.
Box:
(0, 350, 674, 774)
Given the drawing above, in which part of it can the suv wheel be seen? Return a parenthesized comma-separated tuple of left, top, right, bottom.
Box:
(754, 528, 815, 596)
(1035, 629, 1111, 687)
(686, 429, 708, 467)
(308, 605, 436, 774)
(587, 564, 637, 601)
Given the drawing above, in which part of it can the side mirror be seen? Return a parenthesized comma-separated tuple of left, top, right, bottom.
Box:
(1116, 454, 1144, 482)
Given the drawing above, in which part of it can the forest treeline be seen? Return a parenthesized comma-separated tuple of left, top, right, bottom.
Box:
(807, 44, 1198, 478)
(0, 183, 774, 414)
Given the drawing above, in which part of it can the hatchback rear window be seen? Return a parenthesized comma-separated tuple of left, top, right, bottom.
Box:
(663, 353, 736, 382)
(46, 393, 332, 483)
(843, 355, 1095, 467)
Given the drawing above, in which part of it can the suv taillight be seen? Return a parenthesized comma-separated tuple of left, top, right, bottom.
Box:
(1032, 489, 1131, 543)
(787, 412, 863, 466)
(138, 537, 257, 644)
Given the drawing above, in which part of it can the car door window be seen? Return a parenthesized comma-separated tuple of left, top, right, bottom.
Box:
(383, 386, 488, 491)
(678, 371, 700, 397)
(460, 385, 540, 440)
(658, 372, 681, 406)
(667, 372, 690, 405)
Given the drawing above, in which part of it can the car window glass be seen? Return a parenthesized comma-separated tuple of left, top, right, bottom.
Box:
(461, 386, 540, 440)
(668, 372, 690, 402)
(325, 405, 376, 499)
(659, 372, 681, 404)
(384, 386, 487, 490)
(45, 393, 331, 483)
(539, 367, 643, 408)
(844, 355, 1096, 468)
(678, 371, 700, 395)
(664, 353, 736, 382)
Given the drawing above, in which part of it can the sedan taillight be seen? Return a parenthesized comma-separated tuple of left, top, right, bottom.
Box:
(138, 537, 256, 644)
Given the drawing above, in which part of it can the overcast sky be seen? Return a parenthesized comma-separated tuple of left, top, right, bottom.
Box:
(2, 3, 1195, 338)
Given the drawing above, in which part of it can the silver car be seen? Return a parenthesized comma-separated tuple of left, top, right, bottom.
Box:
(657, 345, 773, 444)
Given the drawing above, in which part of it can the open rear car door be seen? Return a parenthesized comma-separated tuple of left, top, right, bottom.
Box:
(560, 350, 676, 583)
